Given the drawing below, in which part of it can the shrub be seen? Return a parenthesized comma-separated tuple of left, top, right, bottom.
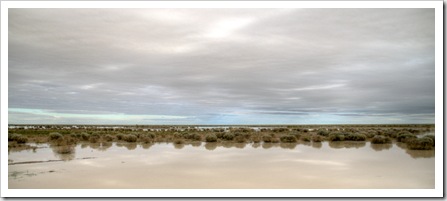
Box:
(205, 134, 217, 142)
(174, 139, 184, 144)
(271, 137, 280, 143)
(396, 133, 417, 143)
(312, 135, 324, 142)
(81, 133, 90, 141)
(328, 133, 345, 141)
(234, 135, 246, 143)
(280, 135, 297, 143)
(123, 134, 138, 142)
(14, 135, 28, 144)
(116, 133, 125, 140)
(317, 129, 329, 137)
(371, 136, 392, 144)
(49, 132, 63, 141)
(89, 133, 100, 143)
(104, 134, 114, 142)
(262, 135, 273, 143)
(423, 135, 435, 146)
(300, 135, 311, 142)
(222, 133, 235, 141)
(344, 133, 366, 141)
(406, 138, 434, 150)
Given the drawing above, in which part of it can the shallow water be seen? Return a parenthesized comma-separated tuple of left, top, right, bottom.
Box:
(8, 141, 434, 189)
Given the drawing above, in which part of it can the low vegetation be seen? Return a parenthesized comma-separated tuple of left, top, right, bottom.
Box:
(7, 124, 435, 151)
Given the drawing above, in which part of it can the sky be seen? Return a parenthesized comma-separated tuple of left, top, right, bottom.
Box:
(8, 8, 435, 125)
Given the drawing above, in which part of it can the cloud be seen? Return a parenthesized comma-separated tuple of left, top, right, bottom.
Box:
(8, 8, 435, 124)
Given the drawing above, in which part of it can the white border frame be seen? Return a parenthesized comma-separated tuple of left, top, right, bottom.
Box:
(1, 1, 443, 198)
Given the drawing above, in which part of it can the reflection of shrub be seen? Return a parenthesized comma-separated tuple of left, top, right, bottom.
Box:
(406, 138, 434, 150)
(205, 134, 217, 142)
(371, 136, 391, 144)
(396, 133, 417, 143)
(344, 133, 366, 141)
(280, 135, 296, 143)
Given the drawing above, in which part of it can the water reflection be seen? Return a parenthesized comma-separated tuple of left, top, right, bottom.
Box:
(370, 143, 393, 151)
(174, 143, 185, 149)
(141, 143, 153, 150)
(50, 145, 76, 161)
(405, 149, 435, 159)
(205, 143, 217, 151)
(311, 142, 322, 149)
(329, 141, 366, 149)
(261, 143, 280, 149)
(279, 143, 297, 150)
(252, 143, 261, 149)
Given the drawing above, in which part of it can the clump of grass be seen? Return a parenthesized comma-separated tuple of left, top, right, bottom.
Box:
(371, 135, 392, 144)
(280, 135, 297, 143)
(49, 132, 63, 141)
(396, 133, 417, 143)
(344, 133, 366, 141)
(123, 134, 138, 142)
(406, 138, 434, 150)
(317, 129, 329, 137)
(205, 134, 217, 142)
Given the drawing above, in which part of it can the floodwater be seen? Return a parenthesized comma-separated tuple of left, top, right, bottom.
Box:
(8, 141, 434, 189)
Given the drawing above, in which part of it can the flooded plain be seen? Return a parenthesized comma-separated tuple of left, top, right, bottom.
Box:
(8, 141, 434, 189)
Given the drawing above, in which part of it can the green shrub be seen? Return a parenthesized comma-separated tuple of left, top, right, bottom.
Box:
(234, 135, 246, 143)
(328, 133, 345, 141)
(81, 133, 90, 141)
(49, 132, 63, 141)
(423, 135, 435, 146)
(104, 134, 114, 142)
(262, 135, 273, 143)
(14, 135, 28, 144)
(223, 133, 235, 141)
(205, 134, 217, 142)
(344, 133, 366, 141)
(116, 133, 125, 140)
(406, 138, 434, 150)
(123, 134, 138, 142)
(371, 136, 392, 144)
(396, 133, 417, 143)
(174, 139, 184, 144)
(317, 129, 329, 137)
(300, 135, 311, 142)
(280, 135, 297, 143)
(312, 135, 324, 142)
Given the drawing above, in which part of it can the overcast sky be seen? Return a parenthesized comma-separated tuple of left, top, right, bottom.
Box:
(8, 8, 435, 125)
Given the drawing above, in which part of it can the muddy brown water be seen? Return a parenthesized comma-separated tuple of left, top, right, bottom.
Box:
(8, 141, 434, 189)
